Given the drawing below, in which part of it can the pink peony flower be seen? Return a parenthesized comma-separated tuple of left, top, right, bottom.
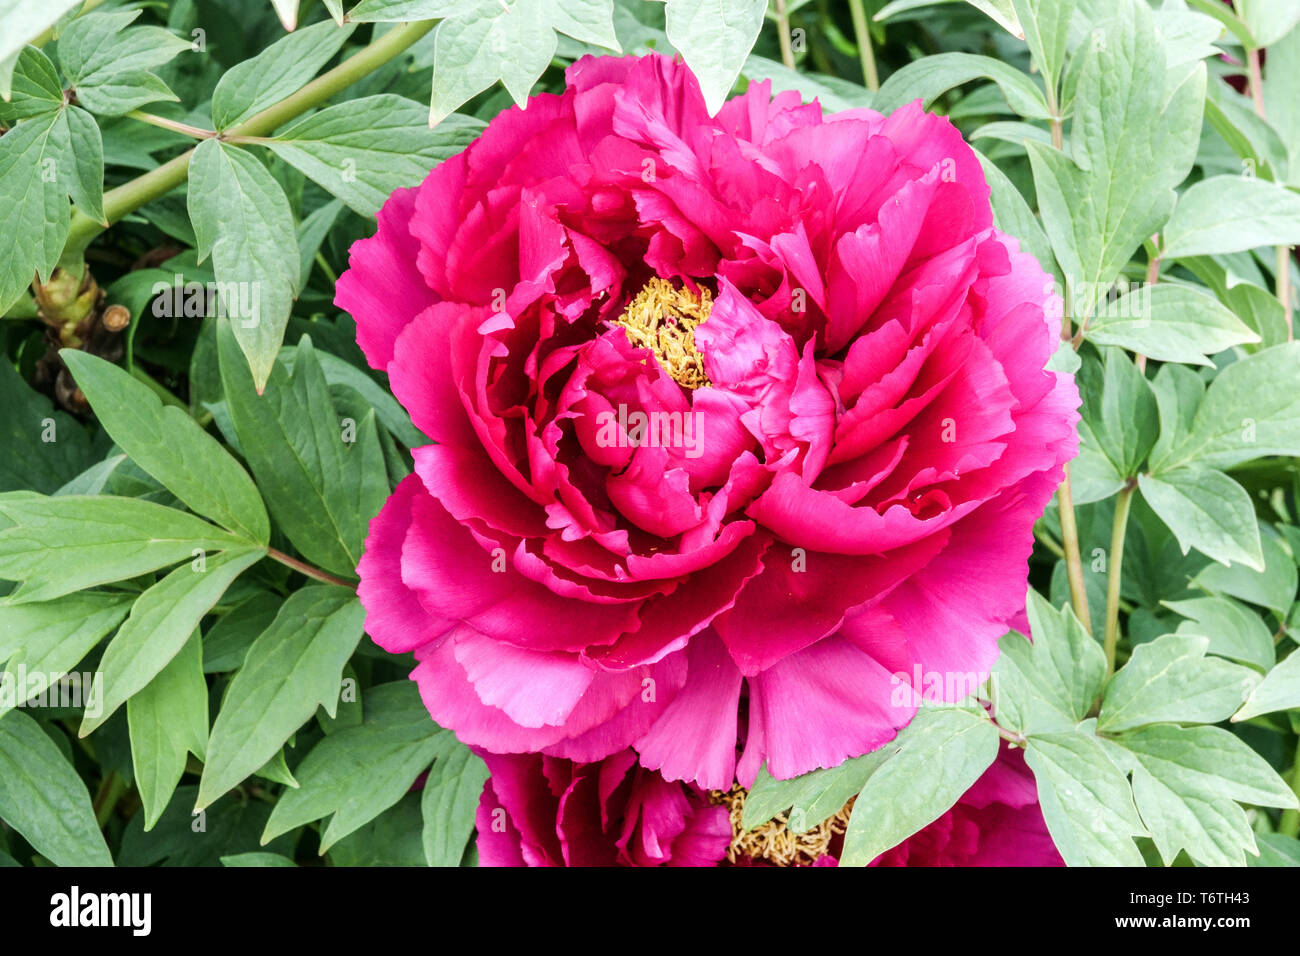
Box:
(339, 53, 1078, 790)
(871, 744, 1064, 866)
(475, 749, 731, 866)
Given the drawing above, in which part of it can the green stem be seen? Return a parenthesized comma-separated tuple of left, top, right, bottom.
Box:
(1245, 46, 1293, 340)
(1246, 46, 1267, 119)
(126, 110, 215, 140)
(847, 0, 880, 91)
(267, 547, 357, 589)
(1277, 243, 1294, 341)
(62, 20, 437, 257)
(1136, 234, 1161, 373)
(1103, 482, 1136, 678)
(775, 0, 796, 70)
(1058, 462, 1093, 633)
(1034, 525, 1065, 559)
(93, 770, 128, 828)
(314, 251, 339, 286)
(130, 366, 188, 409)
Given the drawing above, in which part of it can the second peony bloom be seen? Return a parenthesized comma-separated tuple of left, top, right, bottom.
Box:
(339, 53, 1078, 791)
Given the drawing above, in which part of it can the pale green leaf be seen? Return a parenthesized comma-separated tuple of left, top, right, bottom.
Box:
(0, 494, 250, 604)
(197, 586, 365, 809)
(128, 628, 208, 830)
(81, 547, 264, 735)
(1138, 469, 1265, 571)
(188, 140, 300, 391)
(839, 707, 999, 866)
(0, 709, 112, 866)
(1097, 633, 1259, 732)
(62, 350, 269, 544)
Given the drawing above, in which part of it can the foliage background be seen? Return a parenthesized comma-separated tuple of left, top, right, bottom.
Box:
(2, 0, 1300, 867)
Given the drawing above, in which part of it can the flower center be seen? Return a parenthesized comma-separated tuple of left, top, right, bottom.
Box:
(710, 785, 855, 866)
(614, 277, 713, 389)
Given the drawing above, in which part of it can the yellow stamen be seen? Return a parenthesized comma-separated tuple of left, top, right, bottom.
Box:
(613, 277, 713, 389)
(710, 785, 855, 867)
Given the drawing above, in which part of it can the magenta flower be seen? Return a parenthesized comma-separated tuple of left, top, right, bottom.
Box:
(871, 744, 1064, 867)
(339, 54, 1078, 790)
(475, 749, 731, 867)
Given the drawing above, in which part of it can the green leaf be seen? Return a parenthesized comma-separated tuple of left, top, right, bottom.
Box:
(265, 96, 483, 217)
(1205, 74, 1289, 183)
(1162, 596, 1275, 671)
(0, 1, 82, 96)
(1097, 633, 1259, 733)
(1138, 469, 1264, 571)
(0, 360, 94, 494)
(429, 0, 557, 127)
(197, 586, 365, 809)
(201, 591, 281, 674)
(220, 851, 297, 866)
(992, 590, 1105, 735)
(421, 741, 489, 867)
(1011, 0, 1074, 97)
(0, 47, 63, 120)
(1025, 0, 1205, 319)
(0, 710, 112, 866)
(0, 494, 251, 604)
(1149, 362, 1205, 467)
(188, 139, 300, 391)
(1153, 342, 1300, 471)
(73, 71, 179, 117)
(326, 791, 427, 865)
(128, 628, 208, 830)
(1024, 727, 1148, 866)
(118, 783, 291, 866)
(350, 0, 484, 21)
(742, 750, 888, 833)
(1153, 6, 1224, 68)
(661, 0, 765, 116)
(261, 681, 445, 851)
(1234, 650, 1300, 721)
(1161, 176, 1300, 260)
(210, 20, 356, 130)
(1115, 723, 1298, 866)
(56, 9, 191, 87)
(1192, 530, 1296, 616)
(0, 592, 132, 719)
(53, 106, 105, 224)
(872, 52, 1051, 119)
(541, 0, 620, 49)
(975, 148, 1059, 284)
(281, 344, 427, 448)
(1087, 284, 1259, 365)
(1237, 0, 1300, 48)
(1068, 422, 1127, 505)
(62, 350, 269, 544)
(81, 547, 265, 735)
(0, 112, 66, 311)
(741, 55, 874, 114)
(1264, 21, 1300, 187)
(838, 707, 999, 866)
(1252, 832, 1300, 866)
(1076, 347, 1158, 479)
(218, 327, 387, 578)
